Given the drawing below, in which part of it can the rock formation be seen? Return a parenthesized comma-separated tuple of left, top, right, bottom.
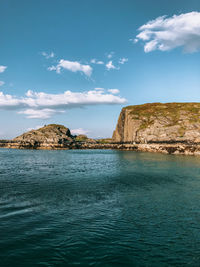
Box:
(112, 103, 200, 144)
(13, 124, 74, 149)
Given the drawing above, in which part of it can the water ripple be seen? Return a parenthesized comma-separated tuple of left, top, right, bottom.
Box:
(1, 149, 200, 266)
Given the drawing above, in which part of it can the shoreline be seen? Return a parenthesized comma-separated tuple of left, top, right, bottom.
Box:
(1, 141, 200, 155)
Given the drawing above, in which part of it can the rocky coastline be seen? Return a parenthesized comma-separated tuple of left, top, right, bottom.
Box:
(2, 102, 200, 155)
(1, 139, 200, 155)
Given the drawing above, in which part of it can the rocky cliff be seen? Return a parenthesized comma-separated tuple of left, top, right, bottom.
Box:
(112, 103, 200, 143)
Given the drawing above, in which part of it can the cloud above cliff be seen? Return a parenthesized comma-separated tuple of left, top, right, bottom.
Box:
(0, 89, 126, 119)
(48, 59, 92, 77)
(134, 12, 200, 53)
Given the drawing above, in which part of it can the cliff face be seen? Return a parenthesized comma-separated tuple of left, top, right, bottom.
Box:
(112, 103, 200, 143)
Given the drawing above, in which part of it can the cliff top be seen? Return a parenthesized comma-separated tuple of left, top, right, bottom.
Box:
(124, 102, 200, 124)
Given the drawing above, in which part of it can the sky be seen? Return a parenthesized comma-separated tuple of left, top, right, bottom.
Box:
(0, 0, 200, 139)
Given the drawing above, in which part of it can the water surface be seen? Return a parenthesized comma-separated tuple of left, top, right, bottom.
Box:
(1, 149, 200, 266)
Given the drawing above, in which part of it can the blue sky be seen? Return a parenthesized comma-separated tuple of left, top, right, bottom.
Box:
(0, 0, 200, 138)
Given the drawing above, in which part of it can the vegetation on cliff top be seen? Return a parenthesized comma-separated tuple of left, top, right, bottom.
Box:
(124, 102, 200, 130)
(125, 102, 200, 117)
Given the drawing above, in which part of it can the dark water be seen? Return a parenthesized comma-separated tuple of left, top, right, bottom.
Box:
(1, 149, 200, 266)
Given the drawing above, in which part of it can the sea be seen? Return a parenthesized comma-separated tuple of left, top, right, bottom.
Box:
(0, 148, 200, 266)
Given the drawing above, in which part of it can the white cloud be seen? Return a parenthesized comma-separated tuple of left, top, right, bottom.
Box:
(0, 91, 21, 108)
(108, 89, 120, 94)
(48, 59, 92, 77)
(0, 89, 126, 119)
(90, 59, 104, 65)
(135, 12, 200, 53)
(119, 58, 128, 64)
(0, 66, 7, 73)
(47, 65, 57, 71)
(106, 61, 118, 70)
(0, 81, 5, 86)
(18, 109, 64, 119)
(71, 128, 89, 136)
(41, 51, 55, 59)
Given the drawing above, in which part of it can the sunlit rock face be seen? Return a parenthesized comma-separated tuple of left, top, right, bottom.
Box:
(112, 103, 200, 143)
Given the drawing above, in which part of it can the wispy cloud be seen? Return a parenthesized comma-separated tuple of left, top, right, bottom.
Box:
(134, 11, 200, 53)
(90, 59, 104, 65)
(0, 81, 5, 86)
(108, 89, 120, 94)
(48, 59, 92, 77)
(90, 54, 127, 70)
(0, 66, 7, 73)
(106, 61, 118, 70)
(0, 89, 126, 119)
(18, 109, 64, 119)
(41, 51, 55, 59)
(119, 58, 128, 64)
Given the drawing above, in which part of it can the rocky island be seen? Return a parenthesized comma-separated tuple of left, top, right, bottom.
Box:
(1, 102, 200, 155)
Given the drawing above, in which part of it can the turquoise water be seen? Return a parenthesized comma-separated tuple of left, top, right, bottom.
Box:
(1, 149, 200, 266)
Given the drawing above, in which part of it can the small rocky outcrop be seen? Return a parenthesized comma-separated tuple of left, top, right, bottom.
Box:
(8, 124, 97, 149)
(13, 124, 74, 149)
(112, 103, 200, 144)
